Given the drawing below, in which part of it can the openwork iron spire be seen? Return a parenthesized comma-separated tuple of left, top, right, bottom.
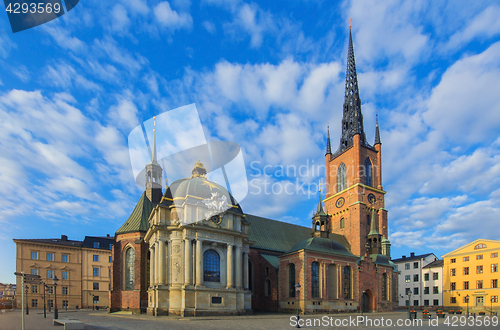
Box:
(336, 29, 370, 155)
(325, 126, 332, 155)
(374, 113, 381, 145)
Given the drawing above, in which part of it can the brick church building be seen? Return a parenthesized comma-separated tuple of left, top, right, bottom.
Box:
(109, 29, 397, 316)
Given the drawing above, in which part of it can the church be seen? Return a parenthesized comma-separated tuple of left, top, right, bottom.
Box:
(108, 29, 398, 316)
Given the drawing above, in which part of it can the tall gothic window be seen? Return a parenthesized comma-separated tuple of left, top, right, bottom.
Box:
(265, 279, 271, 297)
(343, 266, 351, 299)
(289, 263, 296, 298)
(311, 262, 320, 298)
(203, 250, 220, 282)
(337, 163, 347, 192)
(382, 273, 388, 300)
(364, 158, 373, 187)
(328, 264, 337, 299)
(124, 247, 135, 290)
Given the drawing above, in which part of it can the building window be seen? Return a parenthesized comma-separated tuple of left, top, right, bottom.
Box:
(424, 287, 429, 294)
(450, 282, 456, 290)
(463, 281, 469, 290)
(31, 269, 38, 275)
(93, 282, 99, 290)
(337, 163, 347, 192)
(433, 273, 439, 280)
(364, 158, 372, 187)
(424, 300, 429, 306)
(463, 267, 469, 275)
(433, 286, 439, 294)
(413, 300, 419, 306)
(463, 256, 469, 262)
(492, 253, 498, 258)
(492, 279, 498, 288)
(62, 300, 68, 308)
(62, 255, 69, 263)
(47, 270, 53, 279)
(477, 265, 483, 274)
(48, 286, 53, 294)
(93, 267, 99, 277)
(94, 242, 100, 249)
(450, 258, 456, 263)
(311, 262, 320, 299)
(62, 287, 68, 295)
(492, 264, 498, 273)
(450, 269, 456, 276)
(433, 300, 439, 306)
(124, 247, 135, 289)
(264, 279, 271, 297)
(413, 287, 419, 295)
(340, 218, 345, 229)
(93, 296, 99, 304)
(477, 255, 483, 260)
(405, 288, 411, 295)
(382, 273, 388, 300)
(109, 244, 113, 250)
(288, 263, 295, 298)
(414, 262, 419, 269)
(109, 268, 111, 278)
(343, 266, 351, 300)
(109, 256, 112, 263)
(405, 263, 410, 270)
(492, 296, 498, 303)
(31, 299, 38, 308)
(475, 243, 487, 250)
(47, 253, 54, 261)
(31, 285, 37, 293)
(477, 280, 483, 289)
(31, 252, 38, 260)
(405, 275, 410, 283)
(62, 271, 68, 280)
(424, 273, 429, 281)
(450, 297, 456, 304)
(414, 274, 419, 282)
(203, 250, 220, 282)
(93, 255, 99, 262)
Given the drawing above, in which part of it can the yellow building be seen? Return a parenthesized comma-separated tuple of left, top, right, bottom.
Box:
(443, 239, 500, 313)
(14, 235, 114, 310)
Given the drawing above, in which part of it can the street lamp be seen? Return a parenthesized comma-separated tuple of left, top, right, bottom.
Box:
(41, 281, 46, 318)
(89, 292, 95, 310)
(53, 275, 59, 319)
(48, 286, 51, 312)
(465, 294, 469, 317)
(295, 283, 301, 328)
(24, 285, 29, 315)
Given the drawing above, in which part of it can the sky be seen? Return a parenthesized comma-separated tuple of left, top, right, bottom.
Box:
(1, 0, 500, 283)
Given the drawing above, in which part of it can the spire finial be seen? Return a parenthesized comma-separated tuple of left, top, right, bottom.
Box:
(151, 116, 158, 163)
(326, 125, 332, 156)
(348, 17, 352, 29)
(375, 111, 381, 145)
(315, 180, 326, 215)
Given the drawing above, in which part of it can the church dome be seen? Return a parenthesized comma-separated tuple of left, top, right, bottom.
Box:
(287, 237, 355, 257)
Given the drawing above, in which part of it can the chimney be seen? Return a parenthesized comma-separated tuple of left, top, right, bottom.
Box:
(410, 252, 415, 257)
(61, 235, 68, 241)
(402, 255, 406, 259)
(107, 234, 110, 237)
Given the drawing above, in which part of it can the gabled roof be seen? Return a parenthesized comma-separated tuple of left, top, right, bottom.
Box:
(116, 192, 156, 235)
(392, 253, 435, 263)
(261, 253, 279, 269)
(423, 259, 444, 269)
(441, 239, 500, 258)
(13, 238, 83, 247)
(287, 237, 355, 258)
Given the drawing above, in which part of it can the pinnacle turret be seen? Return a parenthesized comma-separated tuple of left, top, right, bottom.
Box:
(374, 113, 381, 145)
(326, 126, 332, 156)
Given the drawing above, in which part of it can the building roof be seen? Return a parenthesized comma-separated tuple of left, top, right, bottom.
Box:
(116, 191, 156, 235)
(260, 253, 280, 269)
(13, 237, 83, 247)
(423, 259, 444, 269)
(392, 253, 434, 263)
(287, 236, 356, 258)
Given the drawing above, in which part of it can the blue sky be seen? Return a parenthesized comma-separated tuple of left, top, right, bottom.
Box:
(1, 0, 500, 283)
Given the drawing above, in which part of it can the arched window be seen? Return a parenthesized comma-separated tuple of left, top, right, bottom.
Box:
(328, 264, 337, 299)
(124, 247, 135, 290)
(340, 218, 345, 229)
(343, 266, 351, 299)
(289, 263, 296, 298)
(364, 158, 372, 187)
(264, 279, 271, 297)
(203, 250, 220, 282)
(382, 273, 389, 300)
(337, 163, 347, 192)
(474, 243, 487, 250)
(311, 262, 320, 298)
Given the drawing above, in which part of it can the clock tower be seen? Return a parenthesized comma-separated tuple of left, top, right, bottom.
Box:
(323, 28, 388, 257)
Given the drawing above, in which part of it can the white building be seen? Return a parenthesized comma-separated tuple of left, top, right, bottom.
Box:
(422, 260, 444, 307)
(392, 252, 439, 307)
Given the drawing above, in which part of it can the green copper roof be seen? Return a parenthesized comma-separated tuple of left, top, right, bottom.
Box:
(370, 254, 392, 267)
(288, 237, 356, 257)
(116, 192, 156, 235)
(261, 253, 280, 269)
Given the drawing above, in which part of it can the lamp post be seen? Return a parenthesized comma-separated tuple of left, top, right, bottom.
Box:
(491, 296, 494, 316)
(53, 275, 59, 319)
(295, 283, 301, 328)
(465, 294, 469, 317)
(41, 281, 46, 318)
(89, 292, 95, 310)
(24, 285, 29, 315)
(48, 286, 51, 312)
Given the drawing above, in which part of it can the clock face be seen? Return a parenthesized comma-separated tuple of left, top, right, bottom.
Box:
(368, 193, 376, 204)
(335, 197, 345, 208)
(209, 215, 222, 224)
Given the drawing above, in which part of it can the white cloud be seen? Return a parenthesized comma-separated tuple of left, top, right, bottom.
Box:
(203, 21, 216, 34)
(154, 1, 193, 31)
(43, 62, 101, 91)
(111, 4, 130, 32)
(123, 0, 149, 15)
(108, 96, 140, 131)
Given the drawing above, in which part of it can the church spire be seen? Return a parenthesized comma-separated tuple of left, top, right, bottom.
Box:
(368, 207, 380, 236)
(151, 116, 158, 163)
(145, 116, 163, 203)
(315, 183, 326, 216)
(374, 113, 381, 145)
(336, 27, 370, 155)
(325, 126, 332, 156)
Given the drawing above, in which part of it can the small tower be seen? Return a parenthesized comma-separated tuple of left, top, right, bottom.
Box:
(312, 182, 330, 238)
(366, 208, 382, 255)
(145, 116, 163, 203)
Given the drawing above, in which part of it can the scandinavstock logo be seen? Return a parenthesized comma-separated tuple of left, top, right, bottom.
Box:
(128, 104, 248, 225)
(3, 0, 79, 33)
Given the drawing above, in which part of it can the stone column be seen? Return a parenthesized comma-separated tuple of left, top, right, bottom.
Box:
(149, 247, 155, 286)
(184, 238, 192, 285)
(226, 244, 233, 288)
(155, 240, 160, 284)
(243, 251, 249, 290)
(195, 239, 204, 286)
(235, 245, 242, 289)
(158, 240, 165, 285)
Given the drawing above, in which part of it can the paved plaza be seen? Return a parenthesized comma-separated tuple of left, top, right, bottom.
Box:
(0, 309, 498, 330)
